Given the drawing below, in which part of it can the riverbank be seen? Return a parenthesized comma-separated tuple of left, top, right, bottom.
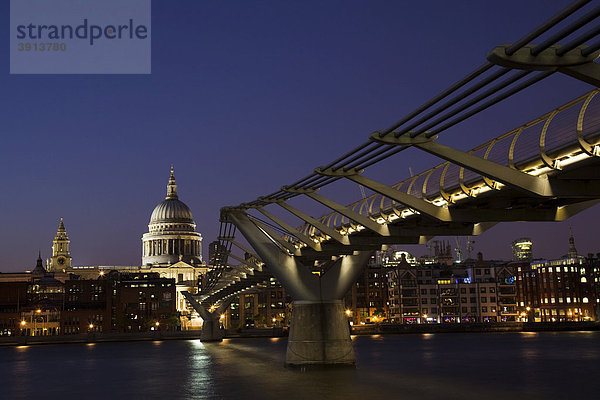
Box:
(1, 322, 598, 346)
(0, 330, 202, 346)
(352, 321, 600, 335)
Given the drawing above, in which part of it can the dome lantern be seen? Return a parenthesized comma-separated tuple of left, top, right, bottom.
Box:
(166, 165, 178, 200)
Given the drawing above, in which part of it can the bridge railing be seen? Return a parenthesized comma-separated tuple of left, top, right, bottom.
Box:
(298, 89, 600, 236)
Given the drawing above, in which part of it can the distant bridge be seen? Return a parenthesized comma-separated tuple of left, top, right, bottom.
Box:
(188, 1, 600, 367)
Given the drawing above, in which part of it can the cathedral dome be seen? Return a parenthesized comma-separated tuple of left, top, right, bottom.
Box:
(150, 199, 194, 224)
(147, 166, 196, 229)
(142, 167, 203, 266)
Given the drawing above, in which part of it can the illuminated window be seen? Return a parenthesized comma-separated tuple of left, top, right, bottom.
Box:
(583, 297, 589, 303)
(566, 297, 571, 303)
(581, 277, 587, 283)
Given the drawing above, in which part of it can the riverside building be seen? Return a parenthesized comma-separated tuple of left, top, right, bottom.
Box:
(383, 250, 518, 324)
(515, 232, 597, 322)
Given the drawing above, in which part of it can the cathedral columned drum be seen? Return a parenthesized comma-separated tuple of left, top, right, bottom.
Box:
(141, 167, 203, 266)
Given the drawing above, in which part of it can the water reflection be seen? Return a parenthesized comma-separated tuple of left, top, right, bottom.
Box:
(0, 332, 598, 399)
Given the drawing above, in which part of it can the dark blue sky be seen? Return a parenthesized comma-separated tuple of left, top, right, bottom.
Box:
(1, 1, 597, 271)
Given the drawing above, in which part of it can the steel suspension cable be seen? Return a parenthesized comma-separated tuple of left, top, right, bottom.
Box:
(582, 40, 600, 56)
(531, 5, 600, 56)
(506, 0, 592, 55)
(394, 68, 511, 138)
(427, 71, 555, 137)
(557, 24, 600, 55)
(411, 70, 531, 138)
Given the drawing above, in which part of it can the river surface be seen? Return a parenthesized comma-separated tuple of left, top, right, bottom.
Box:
(1, 332, 598, 399)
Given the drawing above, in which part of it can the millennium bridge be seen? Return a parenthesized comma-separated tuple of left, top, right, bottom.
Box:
(184, 0, 600, 366)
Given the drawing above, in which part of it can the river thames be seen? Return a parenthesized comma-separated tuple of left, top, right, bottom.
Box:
(1, 331, 598, 399)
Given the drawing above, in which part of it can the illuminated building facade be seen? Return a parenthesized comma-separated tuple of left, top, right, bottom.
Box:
(512, 238, 533, 261)
(344, 253, 390, 324)
(221, 278, 290, 329)
(0, 260, 178, 337)
(208, 240, 223, 266)
(385, 252, 518, 323)
(516, 258, 595, 322)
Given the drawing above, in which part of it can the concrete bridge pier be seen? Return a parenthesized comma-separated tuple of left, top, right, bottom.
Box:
(181, 291, 225, 342)
(286, 300, 354, 366)
(228, 211, 371, 367)
(200, 313, 224, 342)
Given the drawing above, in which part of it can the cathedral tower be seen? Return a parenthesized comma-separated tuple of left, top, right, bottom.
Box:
(49, 218, 72, 271)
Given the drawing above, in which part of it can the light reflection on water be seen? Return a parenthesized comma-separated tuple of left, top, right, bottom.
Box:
(0, 331, 598, 399)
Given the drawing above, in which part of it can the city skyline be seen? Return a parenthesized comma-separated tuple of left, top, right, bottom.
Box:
(2, 0, 598, 271)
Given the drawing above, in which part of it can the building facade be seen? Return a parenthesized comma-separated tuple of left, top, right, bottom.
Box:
(0, 256, 178, 337)
(516, 257, 595, 322)
(221, 277, 291, 329)
(385, 251, 518, 324)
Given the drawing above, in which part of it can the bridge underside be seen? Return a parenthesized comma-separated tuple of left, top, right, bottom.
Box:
(196, 2, 600, 367)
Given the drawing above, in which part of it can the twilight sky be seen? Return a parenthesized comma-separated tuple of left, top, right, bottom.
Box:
(1, 1, 598, 272)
